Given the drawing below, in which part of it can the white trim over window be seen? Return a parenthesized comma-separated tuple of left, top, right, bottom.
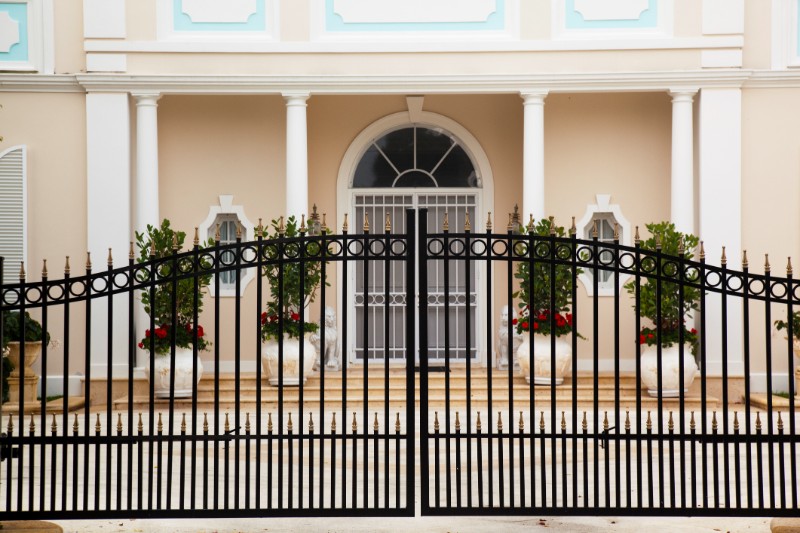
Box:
(0, 145, 26, 285)
(576, 194, 631, 297)
(198, 195, 256, 297)
(0, 0, 53, 73)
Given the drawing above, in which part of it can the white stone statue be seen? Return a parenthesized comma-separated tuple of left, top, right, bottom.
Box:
(496, 305, 523, 370)
(310, 306, 339, 371)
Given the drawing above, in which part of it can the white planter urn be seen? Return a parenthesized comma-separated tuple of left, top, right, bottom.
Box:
(5, 341, 42, 404)
(516, 333, 571, 385)
(144, 347, 204, 398)
(261, 334, 316, 386)
(640, 344, 698, 397)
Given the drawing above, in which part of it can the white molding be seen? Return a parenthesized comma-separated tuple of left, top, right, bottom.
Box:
(0, 11, 21, 53)
(85, 53, 127, 72)
(701, 49, 743, 68)
(702, 0, 744, 35)
(181, 0, 257, 23)
(197, 195, 256, 298)
(772, 0, 791, 69)
(17, 69, 800, 95)
(553, 0, 674, 41)
(84, 34, 742, 53)
(83, 0, 126, 38)
(156, 0, 279, 42)
(0, 0, 48, 73)
(573, 0, 649, 21)
(575, 194, 633, 297)
(331, 0, 498, 24)
(72, 70, 750, 95)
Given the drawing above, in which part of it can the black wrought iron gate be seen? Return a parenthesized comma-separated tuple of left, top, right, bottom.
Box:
(417, 208, 800, 517)
(2, 207, 800, 519)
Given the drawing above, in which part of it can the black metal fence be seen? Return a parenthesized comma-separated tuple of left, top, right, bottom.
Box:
(0, 207, 799, 519)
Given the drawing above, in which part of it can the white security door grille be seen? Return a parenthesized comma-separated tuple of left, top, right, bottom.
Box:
(353, 193, 478, 363)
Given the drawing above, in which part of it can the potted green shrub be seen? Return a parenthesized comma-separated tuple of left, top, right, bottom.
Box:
(2, 311, 50, 404)
(260, 216, 322, 386)
(775, 312, 800, 358)
(136, 219, 212, 398)
(513, 217, 581, 385)
(624, 221, 700, 397)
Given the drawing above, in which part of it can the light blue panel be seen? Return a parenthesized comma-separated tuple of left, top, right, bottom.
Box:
(565, 0, 658, 29)
(0, 3, 28, 62)
(325, 0, 505, 32)
(173, 0, 266, 32)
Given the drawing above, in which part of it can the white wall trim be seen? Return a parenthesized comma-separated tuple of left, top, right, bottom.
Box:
(85, 53, 127, 72)
(84, 34, 741, 54)
(552, 0, 674, 41)
(83, 0, 126, 38)
(156, 0, 279, 42)
(575, 194, 633, 297)
(197, 195, 257, 297)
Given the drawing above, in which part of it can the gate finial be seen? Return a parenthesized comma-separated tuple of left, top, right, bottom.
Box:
(278, 217, 286, 236)
(733, 412, 739, 433)
(385, 212, 392, 233)
(257, 218, 263, 237)
(667, 411, 673, 432)
(363, 212, 370, 233)
(137, 413, 143, 433)
(158, 413, 163, 433)
(548, 216, 556, 236)
(591, 220, 598, 239)
(678, 236, 685, 255)
(434, 412, 439, 433)
(646, 411, 652, 432)
(288, 412, 293, 433)
(527, 215, 535, 233)
(634, 226, 640, 245)
(194, 227, 200, 247)
(540, 411, 545, 432)
(182, 413, 187, 433)
(42, 259, 47, 278)
(322, 213, 328, 233)
(373, 412, 379, 432)
(86, 252, 92, 270)
(765, 254, 771, 273)
(300, 215, 306, 235)
(224, 413, 229, 433)
(690, 411, 695, 432)
(570, 217, 576, 236)
(788, 257, 793, 276)
(203, 413, 209, 433)
(721, 246, 727, 265)
(237, 221, 243, 240)
(455, 412, 461, 433)
(73, 413, 79, 434)
(352, 412, 358, 433)
(699, 241, 705, 260)
(268, 412, 273, 433)
(712, 411, 718, 433)
(16, 261, 25, 281)
(107, 248, 113, 267)
(506, 212, 513, 233)
(331, 412, 336, 433)
(778, 412, 784, 433)
(51, 414, 57, 434)
(560, 411, 565, 432)
(129, 242, 135, 260)
(756, 412, 762, 432)
(521, 411, 526, 433)
(443, 211, 449, 232)
(95, 413, 101, 434)
(395, 413, 401, 433)
(215, 223, 221, 242)
(171, 234, 179, 251)
(464, 212, 471, 232)
(582, 412, 587, 432)
(625, 411, 630, 433)
(245, 413, 250, 434)
(30, 414, 35, 434)
(603, 411, 609, 432)
(742, 250, 748, 268)
(614, 222, 620, 241)
(497, 411, 503, 433)
(65, 256, 71, 275)
(486, 212, 492, 232)
(476, 411, 482, 432)
(342, 214, 349, 233)
(117, 413, 122, 434)
(309, 413, 314, 433)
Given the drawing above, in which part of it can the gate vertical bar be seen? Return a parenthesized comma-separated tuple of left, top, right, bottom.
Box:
(419, 208, 430, 514)
(405, 208, 416, 516)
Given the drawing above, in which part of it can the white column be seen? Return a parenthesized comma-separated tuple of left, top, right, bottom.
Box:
(669, 90, 697, 234)
(133, 93, 161, 235)
(86, 92, 130, 378)
(521, 91, 548, 220)
(284, 92, 310, 220)
(699, 88, 743, 377)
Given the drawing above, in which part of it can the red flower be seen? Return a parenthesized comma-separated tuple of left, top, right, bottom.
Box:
(196, 325, 204, 338)
(138, 342, 144, 349)
(690, 328, 697, 335)
(533, 322, 539, 331)
(145, 329, 151, 338)
(538, 314, 547, 321)
(261, 312, 268, 325)
(269, 314, 278, 323)
(647, 333, 654, 340)
(521, 321, 529, 330)
(639, 334, 646, 345)
(566, 313, 573, 326)
(291, 312, 300, 321)
(556, 315, 566, 327)
(155, 327, 167, 339)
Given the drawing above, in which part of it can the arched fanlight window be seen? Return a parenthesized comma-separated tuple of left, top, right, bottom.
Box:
(352, 126, 479, 188)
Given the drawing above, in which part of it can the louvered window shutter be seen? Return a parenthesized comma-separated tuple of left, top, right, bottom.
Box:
(0, 146, 26, 285)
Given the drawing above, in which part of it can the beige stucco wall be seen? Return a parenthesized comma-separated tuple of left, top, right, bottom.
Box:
(53, 0, 85, 74)
(1, 91, 88, 375)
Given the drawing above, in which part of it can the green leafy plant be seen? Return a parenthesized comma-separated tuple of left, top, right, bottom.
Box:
(513, 218, 581, 338)
(135, 219, 213, 356)
(775, 312, 800, 342)
(2, 311, 51, 346)
(260, 216, 322, 341)
(624, 221, 700, 351)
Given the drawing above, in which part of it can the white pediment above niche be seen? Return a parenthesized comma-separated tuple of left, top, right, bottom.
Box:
(573, 0, 650, 21)
(181, 0, 258, 23)
(331, 0, 498, 24)
(0, 11, 21, 53)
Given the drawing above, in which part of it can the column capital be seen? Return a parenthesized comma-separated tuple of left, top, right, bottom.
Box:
(131, 92, 162, 106)
(668, 88, 699, 102)
(520, 90, 549, 105)
(283, 92, 310, 106)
